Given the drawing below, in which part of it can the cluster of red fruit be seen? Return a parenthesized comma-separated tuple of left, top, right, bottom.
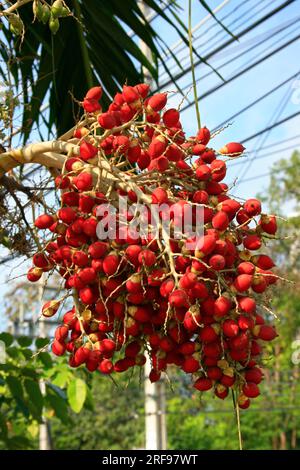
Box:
(28, 83, 278, 409)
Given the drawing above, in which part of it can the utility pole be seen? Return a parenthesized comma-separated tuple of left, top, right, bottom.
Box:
(38, 280, 52, 450)
(139, 0, 167, 450)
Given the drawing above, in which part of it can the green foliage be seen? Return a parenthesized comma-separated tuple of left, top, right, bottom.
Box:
(0, 335, 89, 449)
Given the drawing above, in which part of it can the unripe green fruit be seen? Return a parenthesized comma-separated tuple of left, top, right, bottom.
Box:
(51, 0, 64, 18)
(9, 14, 24, 36)
(49, 16, 60, 34)
(60, 7, 69, 17)
(41, 4, 51, 24)
(33, 0, 44, 21)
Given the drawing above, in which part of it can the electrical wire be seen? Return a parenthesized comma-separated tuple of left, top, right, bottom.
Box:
(156, 0, 296, 92)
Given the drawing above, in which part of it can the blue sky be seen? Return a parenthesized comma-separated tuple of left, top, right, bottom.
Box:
(1, 0, 300, 328)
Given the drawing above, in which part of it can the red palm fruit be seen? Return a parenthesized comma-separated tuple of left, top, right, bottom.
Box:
(234, 274, 253, 292)
(196, 127, 210, 145)
(238, 395, 250, 409)
(207, 366, 222, 381)
(127, 140, 141, 163)
(72, 251, 89, 267)
(189, 281, 209, 300)
(137, 150, 150, 169)
(125, 244, 142, 266)
(74, 347, 90, 366)
(238, 297, 255, 315)
(79, 196, 95, 213)
(183, 309, 201, 332)
(259, 214, 277, 234)
(236, 209, 250, 225)
(215, 384, 229, 399)
(165, 144, 183, 161)
(153, 156, 169, 171)
(195, 164, 211, 180)
(74, 127, 89, 138)
(251, 340, 262, 356)
(83, 98, 101, 112)
(193, 190, 209, 204)
(82, 217, 97, 237)
(230, 332, 249, 351)
(58, 207, 77, 225)
(88, 241, 108, 259)
(209, 254, 225, 271)
(212, 211, 229, 231)
(85, 86, 102, 101)
(52, 340, 66, 356)
(159, 337, 175, 352)
(203, 342, 222, 358)
(35, 213, 56, 229)
(163, 108, 180, 127)
(79, 287, 97, 304)
(147, 93, 167, 112)
(98, 359, 113, 374)
(55, 175, 70, 189)
(169, 289, 189, 308)
(125, 341, 141, 358)
(134, 83, 150, 98)
(245, 367, 263, 384)
(74, 172, 93, 191)
(42, 300, 60, 317)
(55, 325, 69, 342)
(128, 306, 150, 323)
(149, 369, 161, 383)
(65, 157, 83, 172)
(222, 319, 239, 338)
(86, 351, 102, 372)
(99, 339, 116, 355)
(151, 187, 168, 204)
(214, 296, 232, 317)
(122, 85, 139, 103)
(135, 354, 147, 366)
(179, 272, 197, 289)
(244, 198, 261, 216)
(201, 297, 215, 316)
(206, 181, 223, 196)
(79, 141, 98, 161)
(195, 235, 216, 258)
(194, 377, 213, 391)
(243, 234, 262, 251)
(97, 112, 117, 129)
(219, 142, 245, 156)
(230, 349, 248, 361)
(251, 275, 267, 293)
(211, 159, 226, 182)
(193, 143, 206, 155)
(256, 325, 278, 341)
(178, 341, 196, 355)
(243, 382, 260, 398)
(201, 149, 216, 163)
(147, 268, 166, 286)
(219, 199, 241, 218)
(182, 356, 200, 373)
(102, 253, 119, 276)
(78, 267, 97, 284)
(62, 191, 79, 206)
(138, 249, 156, 267)
(220, 374, 235, 387)
(33, 253, 50, 269)
(126, 274, 142, 293)
(238, 315, 254, 330)
(158, 279, 173, 299)
(251, 254, 275, 270)
(237, 261, 255, 275)
(199, 325, 219, 343)
(63, 310, 76, 328)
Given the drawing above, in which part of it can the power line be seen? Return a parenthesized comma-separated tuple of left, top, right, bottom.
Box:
(160, 0, 273, 82)
(181, 32, 300, 113)
(235, 164, 295, 184)
(156, 0, 296, 92)
(212, 71, 300, 132)
(241, 111, 300, 144)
